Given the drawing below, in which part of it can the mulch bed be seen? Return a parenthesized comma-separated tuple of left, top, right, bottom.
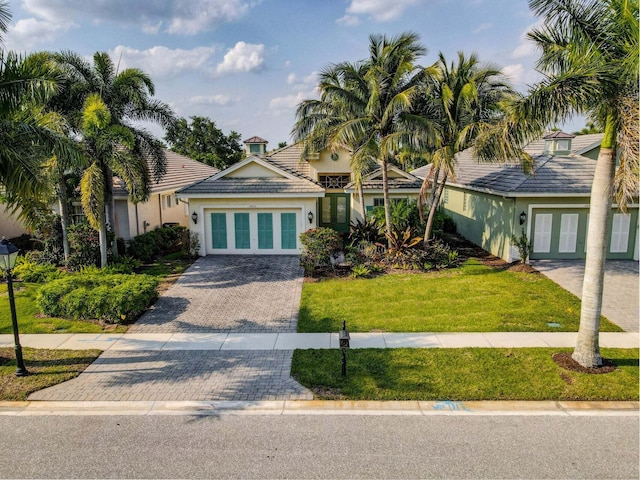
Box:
(552, 352, 617, 374)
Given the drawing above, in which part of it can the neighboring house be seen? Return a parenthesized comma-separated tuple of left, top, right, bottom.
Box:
(177, 138, 422, 255)
(412, 132, 639, 262)
(0, 203, 29, 239)
(62, 150, 219, 240)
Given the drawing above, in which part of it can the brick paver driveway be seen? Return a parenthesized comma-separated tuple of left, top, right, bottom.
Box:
(30, 256, 313, 402)
(532, 259, 639, 332)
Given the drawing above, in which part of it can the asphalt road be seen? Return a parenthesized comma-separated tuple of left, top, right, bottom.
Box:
(0, 415, 637, 479)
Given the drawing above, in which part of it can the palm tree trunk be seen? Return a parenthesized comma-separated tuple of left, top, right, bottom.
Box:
(358, 183, 366, 220)
(381, 158, 392, 237)
(572, 145, 616, 368)
(98, 208, 108, 268)
(56, 176, 70, 261)
(104, 167, 119, 259)
(424, 171, 448, 245)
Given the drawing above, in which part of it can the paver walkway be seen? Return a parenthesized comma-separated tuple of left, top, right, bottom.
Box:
(29, 256, 313, 402)
(532, 260, 639, 332)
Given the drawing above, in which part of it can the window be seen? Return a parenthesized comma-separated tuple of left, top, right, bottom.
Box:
(319, 174, 351, 189)
(162, 194, 173, 209)
(373, 198, 384, 207)
(258, 213, 273, 249)
(443, 189, 449, 205)
(234, 213, 250, 249)
(281, 213, 297, 249)
(211, 213, 227, 249)
(462, 193, 468, 212)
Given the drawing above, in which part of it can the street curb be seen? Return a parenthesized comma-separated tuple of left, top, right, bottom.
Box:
(1, 400, 638, 416)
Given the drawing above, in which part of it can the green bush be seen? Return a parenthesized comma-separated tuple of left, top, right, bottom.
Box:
(37, 273, 158, 323)
(12, 259, 64, 283)
(66, 222, 100, 271)
(371, 199, 424, 235)
(299, 227, 342, 276)
(126, 226, 188, 262)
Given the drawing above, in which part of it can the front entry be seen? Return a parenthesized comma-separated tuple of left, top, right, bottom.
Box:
(318, 193, 350, 233)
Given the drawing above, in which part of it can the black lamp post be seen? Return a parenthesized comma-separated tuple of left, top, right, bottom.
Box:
(0, 238, 28, 376)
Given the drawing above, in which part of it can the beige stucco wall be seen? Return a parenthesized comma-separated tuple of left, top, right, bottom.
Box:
(187, 196, 319, 255)
(0, 204, 29, 239)
(227, 163, 281, 178)
(308, 149, 352, 178)
(124, 192, 190, 239)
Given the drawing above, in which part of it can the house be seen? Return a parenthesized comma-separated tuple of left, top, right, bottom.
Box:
(0, 203, 29, 239)
(177, 138, 423, 255)
(412, 132, 639, 262)
(98, 150, 218, 239)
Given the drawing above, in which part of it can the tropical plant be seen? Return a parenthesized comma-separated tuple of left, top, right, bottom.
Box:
(384, 226, 423, 255)
(511, 229, 533, 264)
(49, 51, 175, 266)
(414, 52, 518, 243)
(293, 33, 428, 237)
(299, 227, 342, 275)
(476, 0, 638, 367)
(347, 217, 384, 246)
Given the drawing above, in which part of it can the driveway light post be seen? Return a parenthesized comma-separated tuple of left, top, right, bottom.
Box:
(339, 320, 350, 377)
(0, 238, 28, 376)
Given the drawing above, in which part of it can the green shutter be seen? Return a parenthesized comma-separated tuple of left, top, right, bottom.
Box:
(234, 213, 250, 249)
(258, 213, 273, 249)
(281, 213, 297, 250)
(211, 213, 227, 249)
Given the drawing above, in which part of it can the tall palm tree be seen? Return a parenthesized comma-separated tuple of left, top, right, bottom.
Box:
(293, 32, 427, 237)
(478, 0, 638, 367)
(414, 52, 518, 243)
(50, 51, 175, 265)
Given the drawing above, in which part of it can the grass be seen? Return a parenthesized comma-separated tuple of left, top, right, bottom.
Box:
(0, 347, 101, 400)
(298, 259, 622, 332)
(292, 348, 639, 401)
(0, 252, 195, 334)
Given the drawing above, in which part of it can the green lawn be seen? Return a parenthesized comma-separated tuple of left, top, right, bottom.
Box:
(0, 252, 195, 334)
(292, 348, 639, 401)
(298, 260, 622, 332)
(0, 347, 101, 400)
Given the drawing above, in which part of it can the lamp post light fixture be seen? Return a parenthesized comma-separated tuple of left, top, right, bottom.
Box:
(191, 211, 198, 224)
(338, 320, 350, 377)
(307, 211, 314, 224)
(519, 211, 527, 225)
(0, 238, 28, 376)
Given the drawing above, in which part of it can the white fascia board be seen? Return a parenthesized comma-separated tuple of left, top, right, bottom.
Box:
(444, 181, 592, 199)
(365, 164, 419, 182)
(176, 192, 325, 199)
(208, 156, 299, 181)
(344, 188, 421, 194)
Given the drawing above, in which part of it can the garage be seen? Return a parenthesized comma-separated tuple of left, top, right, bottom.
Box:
(204, 208, 302, 255)
(530, 206, 639, 260)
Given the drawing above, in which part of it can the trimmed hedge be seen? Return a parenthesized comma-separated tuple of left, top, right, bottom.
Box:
(37, 274, 158, 323)
(13, 260, 65, 283)
(127, 226, 187, 263)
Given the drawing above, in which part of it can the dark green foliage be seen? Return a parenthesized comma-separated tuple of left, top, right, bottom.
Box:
(126, 226, 187, 263)
(37, 274, 158, 323)
(299, 227, 343, 276)
(7, 234, 38, 252)
(430, 210, 456, 238)
(29, 209, 64, 264)
(371, 199, 424, 235)
(66, 222, 100, 271)
(347, 217, 384, 246)
(164, 116, 244, 170)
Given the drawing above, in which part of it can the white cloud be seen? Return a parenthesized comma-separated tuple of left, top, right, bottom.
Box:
(342, 0, 422, 23)
(336, 15, 360, 26)
(472, 22, 492, 34)
(5, 17, 74, 50)
(511, 20, 543, 59)
(286, 73, 297, 85)
(110, 45, 218, 78)
(501, 64, 524, 84)
(22, 0, 256, 35)
(215, 42, 266, 75)
(189, 95, 236, 106)
(142, 22, 162, 35)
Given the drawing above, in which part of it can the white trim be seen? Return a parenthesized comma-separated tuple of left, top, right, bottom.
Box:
(574, 141, 601, 156)
(208, 155, 300, 181)
(364, 164, 421, 182)
(177, 192, 324, 199)
(526, 203, 590, 240)
(343, 188, 421, 194)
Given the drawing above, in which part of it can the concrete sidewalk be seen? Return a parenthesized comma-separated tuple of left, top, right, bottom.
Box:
(2, 331, 638, 351)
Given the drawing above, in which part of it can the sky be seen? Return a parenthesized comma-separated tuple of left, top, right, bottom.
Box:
(3, 0, 586, 147)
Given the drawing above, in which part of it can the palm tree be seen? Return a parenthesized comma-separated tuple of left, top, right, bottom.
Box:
(50, 51, 175, 265)
(293, 32, 427, 237)
(478, 0, 638, 367)
(414, 52, 518, 243)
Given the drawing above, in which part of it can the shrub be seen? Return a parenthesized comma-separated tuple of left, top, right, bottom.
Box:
(66, 222, 100, 271)
(127, 226, 188, 262)
(299, 227, 342, 276)
(37, 274, 158, 323)
(8, 234, 38, 252)
(371, 199, 424, 235)
(511, 229, 533, 264)
(351, 264, 371, 278)
(12, 259, 64, 283)
(188, 231, 201, 258)
(30, 209, 64, 264)
(347, 217, 384, 246)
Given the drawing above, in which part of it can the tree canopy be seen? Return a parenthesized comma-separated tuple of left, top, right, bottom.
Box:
(164, 116, 243, 170)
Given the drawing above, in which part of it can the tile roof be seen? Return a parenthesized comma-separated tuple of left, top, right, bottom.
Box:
(243, 136, 268, 144)
(113, 150, 219, 198)
(412, 133, 604, 196)
(178, 177, 324, 195)
(267, 143, 312, 178)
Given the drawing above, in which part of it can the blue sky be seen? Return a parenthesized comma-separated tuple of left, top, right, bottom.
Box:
(4, 0, 585, 147)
